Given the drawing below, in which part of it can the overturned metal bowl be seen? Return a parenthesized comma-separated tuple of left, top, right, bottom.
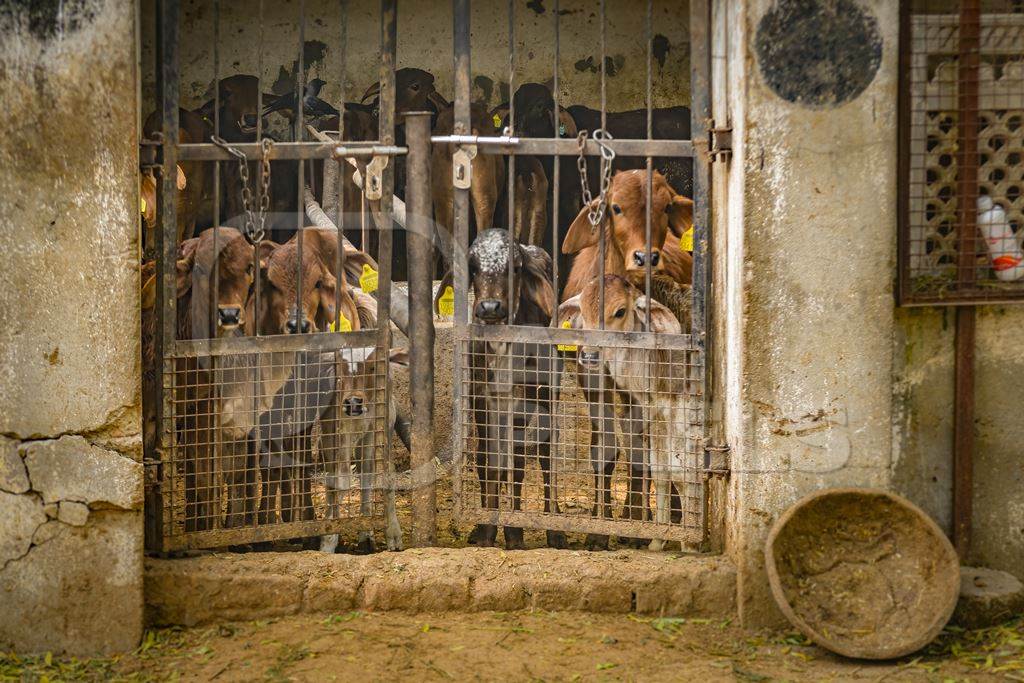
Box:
(765, 488, 960, 660)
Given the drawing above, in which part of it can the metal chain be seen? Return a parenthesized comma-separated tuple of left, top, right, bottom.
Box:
(576, 128, 616, 227)
(211, 135, 274, 244)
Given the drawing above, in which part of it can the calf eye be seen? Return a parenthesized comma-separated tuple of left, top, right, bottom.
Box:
(315, 279, 323, 290)
(613, 307, 626, 319)
(246, 263, 254, 276)
(611, 204, 622, 215)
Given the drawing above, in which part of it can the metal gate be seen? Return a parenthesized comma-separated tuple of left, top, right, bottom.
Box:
(445, 0, 712, 548)
(145, 0, 403, 552)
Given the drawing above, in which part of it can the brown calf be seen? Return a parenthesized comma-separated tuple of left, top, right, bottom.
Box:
(141, 227, 259, 532)
(561, 169, 693, 301)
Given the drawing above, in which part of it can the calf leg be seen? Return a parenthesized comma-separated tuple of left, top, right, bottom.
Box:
(620, 394, 650, 549)
(504, 453, 526, 550)
(579, 365, 617, 551)
(356, 431, 376, 553)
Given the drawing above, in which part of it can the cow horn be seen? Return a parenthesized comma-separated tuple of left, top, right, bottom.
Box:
(360, 81, 381, 103)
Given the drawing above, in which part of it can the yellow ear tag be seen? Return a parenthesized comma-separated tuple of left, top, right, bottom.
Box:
(328, 312, 352, 333)
(438, 286, 455, 316)
(679, 226, 694, 253)
(140, 197, 147, 215)
(557, 319, 578, 352)
(359, 263, 379, 294)
(492, 113, 502, 128)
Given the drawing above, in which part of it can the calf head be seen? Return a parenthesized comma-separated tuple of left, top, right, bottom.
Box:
(197, 75, 267, 141)
(360, 68, 447, 114)
(469, 229, 554, 324)
(177, 227, 256, 337)
(559, 274, 681, 368)
(255, 230, 364, 336)
(337, 347, 408, 418)
(562, 170, 693, 284)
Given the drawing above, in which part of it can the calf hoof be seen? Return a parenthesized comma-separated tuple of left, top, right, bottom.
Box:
(546, 530, 568, 549)
(585, 533, 610, 551)
(356, 532, 377, 554)
(469, 523, 496, 546)
(504, 527, 525, 550)
(386, 527, 404, 552)
(300, 536, 321, 551)
(648, 538, 666, 552)
(319, 534, 340, 554)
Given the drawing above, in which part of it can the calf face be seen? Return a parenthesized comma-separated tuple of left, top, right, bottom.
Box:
(255, 231, 362, 336)
(360, 67, 445, 114)
(468, 229, 554, 325)
(562, 170, 693, 282)
(175, 227, 256, 338)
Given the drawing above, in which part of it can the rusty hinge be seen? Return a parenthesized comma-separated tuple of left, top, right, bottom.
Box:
(709, 122, 732, 162)
(703, 443, 731, 476)
(139, 133, 163, 171)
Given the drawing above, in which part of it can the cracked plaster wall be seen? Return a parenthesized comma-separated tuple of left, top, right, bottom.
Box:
(0, 0, 143, 656)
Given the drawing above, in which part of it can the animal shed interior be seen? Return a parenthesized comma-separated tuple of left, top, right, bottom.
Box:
(139, 0, 711, 555)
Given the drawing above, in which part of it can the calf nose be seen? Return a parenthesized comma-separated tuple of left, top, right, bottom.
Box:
(475, 299, 506, 321)
(241, 113, 257, 127)
(286, 317, 312, 334)
(218, 306, 241, 327)
(343, 396, 364, 416)
(633, 250, 661, 268)
(579, 349, 601, 368)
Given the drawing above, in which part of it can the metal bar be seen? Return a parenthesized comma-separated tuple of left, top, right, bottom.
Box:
(644, 0, 652, 329)
(457, 509, 703, 546)
(335, 0, 348, 334)
(163, 516, 379, 552)
(171, 329, 380, 358)
(378, 0, 398, 540)
(896, 0, 912, 306)
(461, 324, 700, 351)
(151, 0, 181, 554)
(295, 0, 307, 346)
(210, 0, 222, 531)
(428, 136, 696, 157)
(404, 111, 436, 546)
(176, 142, 407, 160)
(253, 0, 264, 339)
(953, 0, 980, 559)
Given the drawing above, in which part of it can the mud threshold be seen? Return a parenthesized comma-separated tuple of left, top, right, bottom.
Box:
(146, 548, 736, 627)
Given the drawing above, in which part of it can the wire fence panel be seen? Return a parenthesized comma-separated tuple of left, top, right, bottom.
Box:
(901, 4, 1024, 304)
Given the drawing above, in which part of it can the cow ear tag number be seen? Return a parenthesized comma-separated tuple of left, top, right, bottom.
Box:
(557, 320, 578, 352)
(680, 226, 694, 253)
(438, 286, 455, 317)
(329, 311, 353, 333)
(359, 264, 379, 294)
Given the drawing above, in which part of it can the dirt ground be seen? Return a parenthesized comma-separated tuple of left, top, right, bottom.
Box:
(4, 612, 1022, 682)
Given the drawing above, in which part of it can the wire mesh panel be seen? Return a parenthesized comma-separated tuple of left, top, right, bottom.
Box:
(446, 0, 711, 550)
(900, 2, 1024, 304)
(145, 0, 402, 552)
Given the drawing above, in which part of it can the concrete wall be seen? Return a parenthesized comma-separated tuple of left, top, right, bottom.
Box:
(722, 0, 899, 626)
(0, 0, 144, 655)
(139, 0, 691, 114)
(892, 307, 1024, 582)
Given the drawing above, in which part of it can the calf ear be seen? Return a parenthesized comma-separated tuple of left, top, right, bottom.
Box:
(341, 247, 377, 288)
(352, 289, 379, 329)
(667, 195, 694, 237)
(635, 295, 683, 334)
(561, 200, 602, 254)
(388, 348, 410, 367)
(557, 294, 583, 329)
(257, 240, 277, 271)
(175, 237, 199, 297)
(520, 245, 555, 321)
(175, 165, 187, 191)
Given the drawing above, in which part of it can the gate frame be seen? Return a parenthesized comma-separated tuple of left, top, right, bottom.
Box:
(444, 0, 715, 548)
(146, 0, 403, 553)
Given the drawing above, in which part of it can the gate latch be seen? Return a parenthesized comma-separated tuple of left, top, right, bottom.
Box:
(703, 443, 731, 477)
(364, 155, 389, 200)
(452, 144, 477, 190)
(709, 123, 733, 162)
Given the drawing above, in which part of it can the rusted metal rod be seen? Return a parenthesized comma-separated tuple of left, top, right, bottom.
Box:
(953, 0, 981, 560)
(404, 111, 437, 546)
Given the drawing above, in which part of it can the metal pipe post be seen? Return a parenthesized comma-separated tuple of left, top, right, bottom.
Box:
(404, 111, 437, 546)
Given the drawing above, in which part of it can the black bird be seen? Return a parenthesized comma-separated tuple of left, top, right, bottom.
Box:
(262, 78, 339, 119)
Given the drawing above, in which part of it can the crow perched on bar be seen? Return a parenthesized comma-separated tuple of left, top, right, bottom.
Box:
(262, 78, 339, 119)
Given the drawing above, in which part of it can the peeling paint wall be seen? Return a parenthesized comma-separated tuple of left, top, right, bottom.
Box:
(725, 0, 899, 627)
(0, 0, 143, 655)
(892, 307, 1024, 582)
(139, 0, 691, 115)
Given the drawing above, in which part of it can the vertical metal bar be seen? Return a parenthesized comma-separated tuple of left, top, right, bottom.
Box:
(335, 0, 348, 332)
(153, 0, 181, 553)
(597, 0, 606, 330)
(296, 0, 307, 331)
(896, 0, 912, 305)
(452, 0, 471, 520)
(378, 0, 397, 527)
(644, 0, 652, 328)
(405, 111, 436, 546)
(210, 0, 222, 531)
(689, 0, 712, 544)
(551, 0, 560, 304)
(953, 0, 980, 559)
(507, 0, 516, 319)
(253, 0, 264, 339)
